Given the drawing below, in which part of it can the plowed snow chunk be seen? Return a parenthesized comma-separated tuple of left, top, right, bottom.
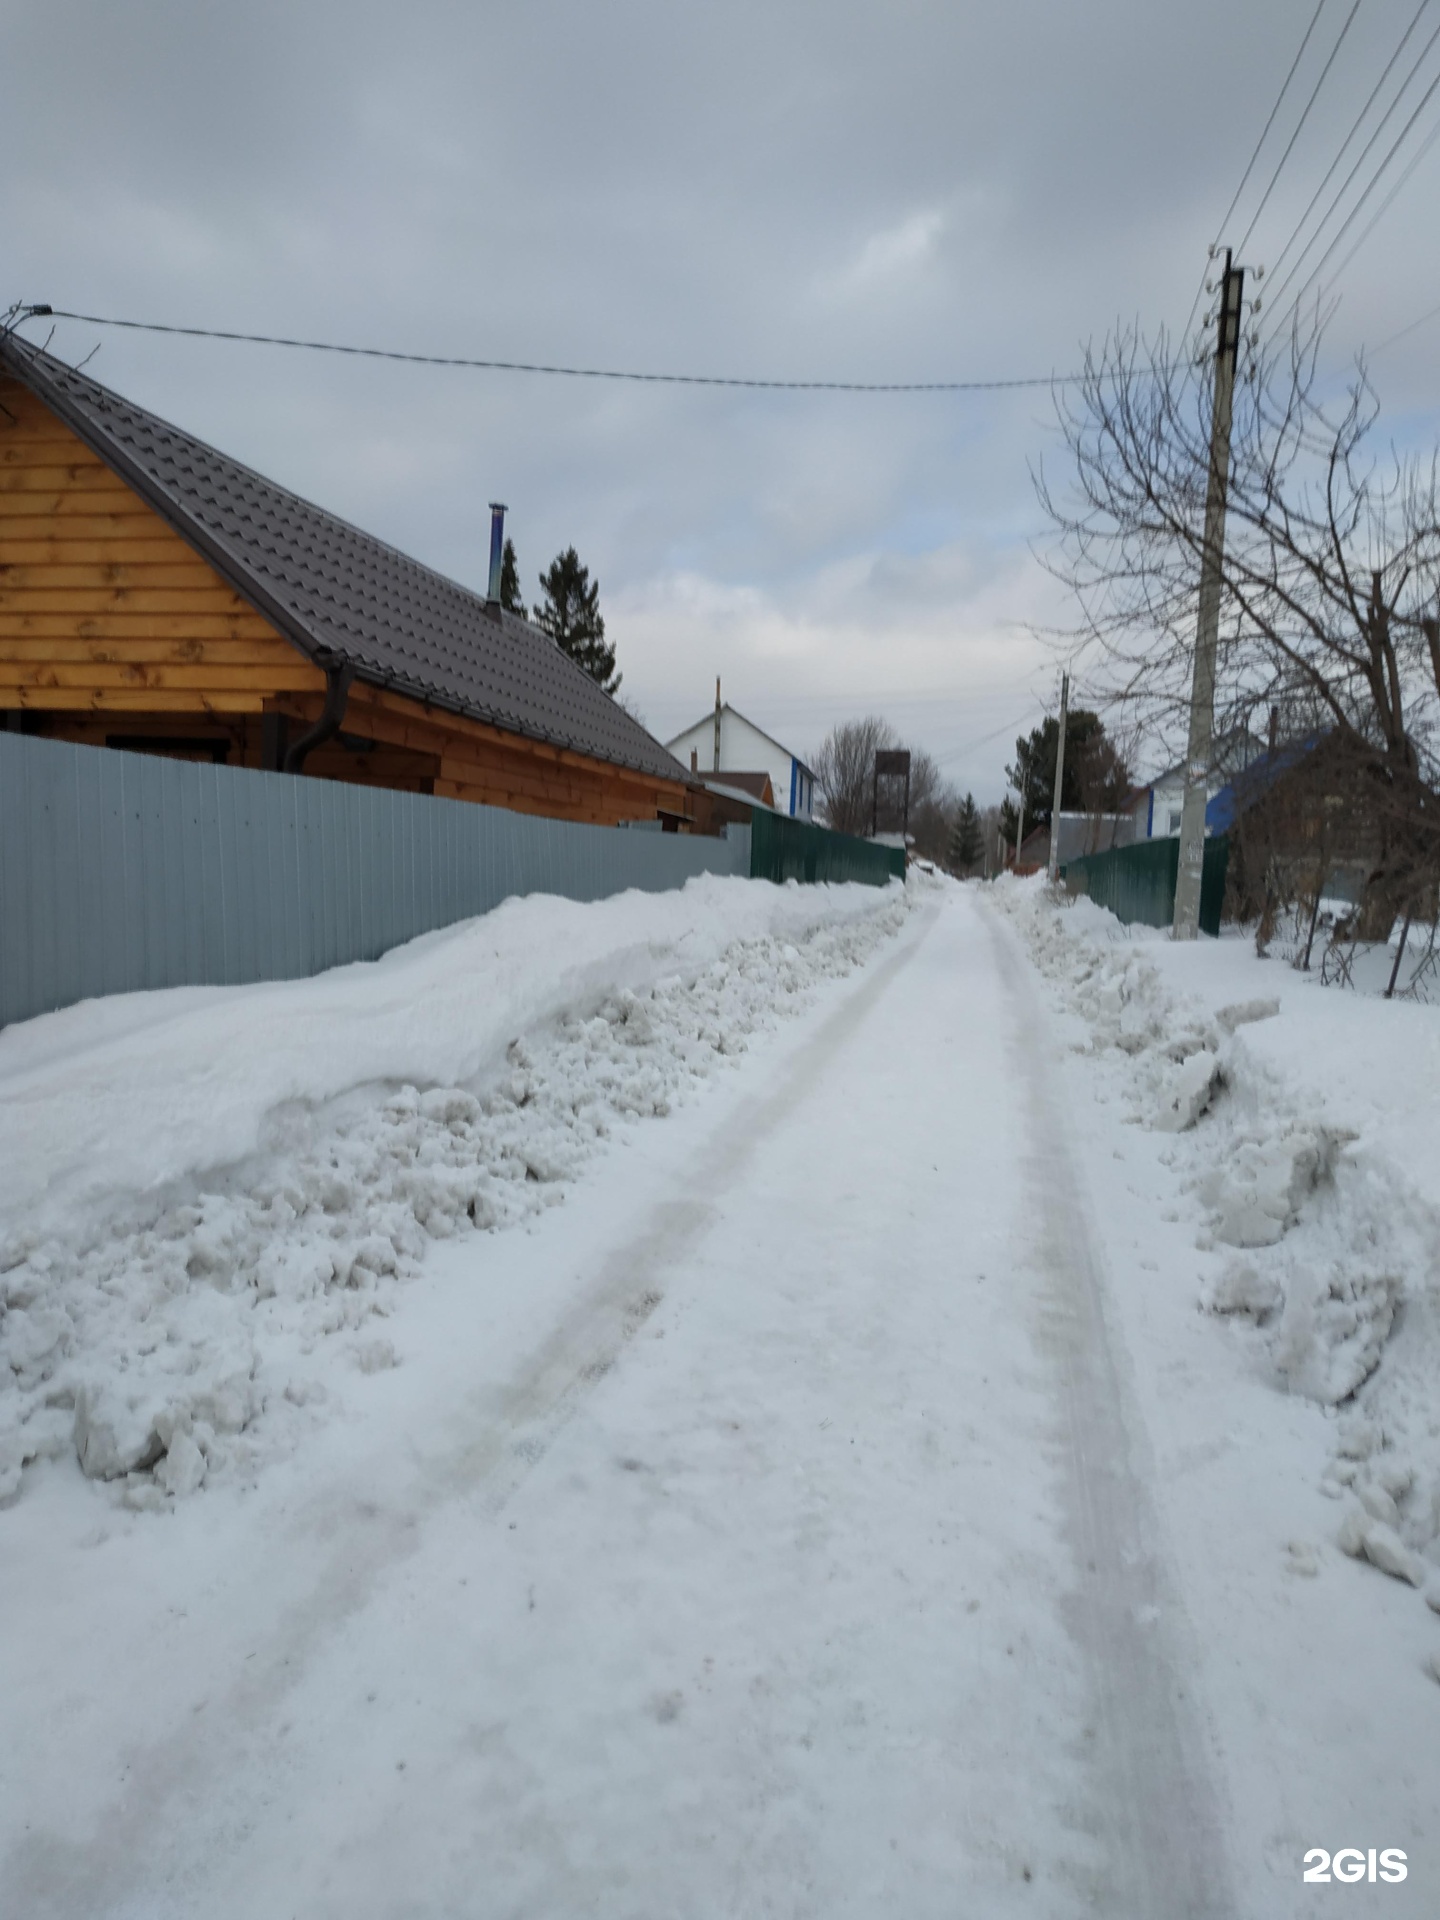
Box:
(72, 1383, 166, 1480)
(1216, 998, 1280, 1034)
(1203, 1260, 1282, 1321)
(1156, 1050, 1221, 1132)
(0, 1303, 73, 1386)
(418, 1089, 482, 1128)
(1367, 1525, 1424, 1585)
(1335, 1414, 1382, 1460)
(1202, 1128, 1351, 1247)
(1274, 1264, 1398, 1404)
(155, 1430, 207, 1497)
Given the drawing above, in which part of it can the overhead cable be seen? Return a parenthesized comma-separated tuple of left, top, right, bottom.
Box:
(1261, 0, 1432, 285)
(1215, 0, 1333, 242)
(1236, 0, 1366, 256)
(1266, 59, 1440, 337)
(1308, 113, 1440, 305)
(1369, 287, 1440, 352)
(1180, 0, 1329, 351)
(9, 306, 1074, 395)
(1261, 8, 1440, 318)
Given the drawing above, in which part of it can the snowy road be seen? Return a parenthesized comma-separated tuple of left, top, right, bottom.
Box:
(3, 884, 1358, 1916)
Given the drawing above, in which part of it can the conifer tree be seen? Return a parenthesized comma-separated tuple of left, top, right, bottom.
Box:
(534, 547, 620, 694)
(500, 537, 526, 619)
(948, 792, 982, 873)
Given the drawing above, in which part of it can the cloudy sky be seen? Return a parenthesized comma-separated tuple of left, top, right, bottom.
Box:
(6, 0, 1440, 799)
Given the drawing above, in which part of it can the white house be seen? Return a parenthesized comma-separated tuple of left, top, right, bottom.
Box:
(665, 691, 816, 820)
(1128, 728, 1265, 838)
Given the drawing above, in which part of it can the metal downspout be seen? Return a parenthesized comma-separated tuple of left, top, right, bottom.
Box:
(284, 652, 356, 774)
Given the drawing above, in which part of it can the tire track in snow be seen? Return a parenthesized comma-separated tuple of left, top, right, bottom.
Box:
(984, 898, 1237, 1919)
(4, 903, 937, 1920)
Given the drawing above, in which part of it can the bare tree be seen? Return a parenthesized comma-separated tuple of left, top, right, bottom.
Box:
(904, 750, 957, 861)
(1035, 312, 1440, 935)
(812, 718, 953, 849)
(812, 716, 896, 836)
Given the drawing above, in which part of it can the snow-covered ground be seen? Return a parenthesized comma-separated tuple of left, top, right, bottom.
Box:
(995, 879, 1440, 1599)
(991, 877, 1440, 1908)
(0, 874, 906, 1509)
(3, 871, 1438, 1916)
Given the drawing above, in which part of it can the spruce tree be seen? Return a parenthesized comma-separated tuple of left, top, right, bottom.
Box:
(1004, 710, 1128, 828)
(948, 792, 982, 873)
(500, 537, 526, 619)
(534, 547, 620, 694)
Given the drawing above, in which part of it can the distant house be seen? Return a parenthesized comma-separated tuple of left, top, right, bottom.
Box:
(665, 690, 815, 820)
(1127, 728, 1266, 840)
(0, 334, 696, 829)
(1219, 729, 1378, 917)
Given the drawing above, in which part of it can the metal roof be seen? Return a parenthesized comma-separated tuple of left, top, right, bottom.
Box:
(0, 333, 687, 786)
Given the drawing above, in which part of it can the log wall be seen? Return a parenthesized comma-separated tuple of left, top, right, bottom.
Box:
(0, 375, 692, 828)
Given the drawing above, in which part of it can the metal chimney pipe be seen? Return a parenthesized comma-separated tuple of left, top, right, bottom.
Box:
(487, 503, 507, 606)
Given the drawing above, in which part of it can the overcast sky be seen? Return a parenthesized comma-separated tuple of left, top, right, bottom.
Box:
(6, 0, 1440, 799)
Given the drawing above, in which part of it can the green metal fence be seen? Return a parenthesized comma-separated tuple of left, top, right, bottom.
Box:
(749, 811, 905, 888)
(1061, 836, 1230, 936)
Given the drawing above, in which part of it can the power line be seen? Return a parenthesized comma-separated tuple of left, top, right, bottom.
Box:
(1216, 0, 1332, 242)
(8, 305, 1076, 395)
(1369, 287, 1440, 352)
(1313, 111, 1440, 296)
(933, 710, 1040, 767)
(1261, 0, 1432, 286)
(1261, 7, 1440, 321)
(1236, 0, 1365, 256)
(1179, 0, 1329, 352)
(1267, 57, 1440, 336)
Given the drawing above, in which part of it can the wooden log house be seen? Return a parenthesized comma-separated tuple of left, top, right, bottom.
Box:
(0, 333, 698, 828)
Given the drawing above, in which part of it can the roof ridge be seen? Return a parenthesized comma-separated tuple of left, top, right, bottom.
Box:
(0, 332, 525, 626)
(0, 330, 684, 786)
(667, 700, 811, 769)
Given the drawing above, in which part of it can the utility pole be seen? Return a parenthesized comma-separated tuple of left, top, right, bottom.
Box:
(713, 677, 722, 773)
(1047, 671, 1070, 884)
(1173, 250, 1245, 938)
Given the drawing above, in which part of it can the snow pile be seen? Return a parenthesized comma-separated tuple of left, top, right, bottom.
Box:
(0, 876, 910, 1509)
(993, 876, 1440, 1613)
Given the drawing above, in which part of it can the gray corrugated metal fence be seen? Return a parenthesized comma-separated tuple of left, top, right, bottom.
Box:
(0, 733, 751, 1029)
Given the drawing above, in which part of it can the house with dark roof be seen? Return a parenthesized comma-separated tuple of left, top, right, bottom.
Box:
(0, 334, 698, 828)
(1124, 727, 1266, 841)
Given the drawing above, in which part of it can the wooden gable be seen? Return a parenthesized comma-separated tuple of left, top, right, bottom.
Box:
(0, 376, 324, 717)
(0, 373, 695, 825)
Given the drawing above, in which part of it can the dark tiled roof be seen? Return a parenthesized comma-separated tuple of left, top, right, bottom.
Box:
(0, 334, 687, 786)
(704, 771, 774, 803)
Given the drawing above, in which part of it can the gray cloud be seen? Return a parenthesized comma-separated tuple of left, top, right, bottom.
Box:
(5, 0, 1439, 798)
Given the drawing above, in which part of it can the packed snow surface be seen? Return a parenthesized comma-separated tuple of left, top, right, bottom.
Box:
(4, 873, 1439, 1915)
(993, 878, 1440, 1619)
(0, 875, 908, 1508)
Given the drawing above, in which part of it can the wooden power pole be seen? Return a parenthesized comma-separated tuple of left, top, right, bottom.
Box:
(1047, 671, 1070, 883)
(1174, 251, 1245, 938)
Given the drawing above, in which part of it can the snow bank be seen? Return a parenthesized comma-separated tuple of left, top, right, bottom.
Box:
(993, 875, 1440, 1621)
(0, 875, 910, 1509)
